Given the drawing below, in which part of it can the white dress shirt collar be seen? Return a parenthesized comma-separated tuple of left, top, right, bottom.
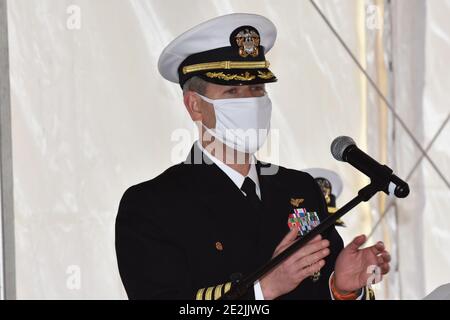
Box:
(196, 141, 261, 199)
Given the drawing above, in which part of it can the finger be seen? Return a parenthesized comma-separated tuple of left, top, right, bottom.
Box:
(288, 239, 330, 264)
(381, 251, 392, 262)
(276, 228, 299, 251)
(273, 230, 301, 256)
(309, 234, 323, 243)
(347, 234, 367, 251)
(296, 259, 325, 279)
(276, 232, 322, 255)
(379, 252, 391, 263)
(380, 263, 390, 275)
(370, 241, 385, 255)
(377, 255, 384, 265)
(296, 247, 330, 270)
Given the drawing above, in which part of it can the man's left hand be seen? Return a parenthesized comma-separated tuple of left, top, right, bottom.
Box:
(334, 235, 391, 294)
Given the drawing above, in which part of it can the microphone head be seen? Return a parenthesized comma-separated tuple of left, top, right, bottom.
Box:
(331, 136, 356, 161)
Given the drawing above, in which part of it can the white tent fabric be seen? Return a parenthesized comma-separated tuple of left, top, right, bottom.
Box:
(392, 0, 450, 299)
(5, 0, 449, 299)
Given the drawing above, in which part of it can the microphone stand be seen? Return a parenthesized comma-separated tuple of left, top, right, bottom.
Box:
(220, 182, 386, 300)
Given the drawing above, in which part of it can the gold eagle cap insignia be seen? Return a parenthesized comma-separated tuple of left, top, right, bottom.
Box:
(290, 198, 304, 207)
(235, 29, 260, 58)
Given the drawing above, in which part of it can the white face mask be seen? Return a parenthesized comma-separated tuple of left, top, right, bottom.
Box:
(197, 93, 272, 154)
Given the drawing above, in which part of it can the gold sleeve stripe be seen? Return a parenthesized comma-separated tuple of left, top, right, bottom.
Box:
(367, 287, 376, 300)
(196, 282, 233, 300)
(182, 60, 270, 75)
(214, 284, 224, 300)
(224, 282, 232, 294)
(205, 286, 214, 300)
(196, 287, 205, 300)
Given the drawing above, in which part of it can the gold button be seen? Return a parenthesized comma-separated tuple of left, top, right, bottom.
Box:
(215, 242, 223, 251)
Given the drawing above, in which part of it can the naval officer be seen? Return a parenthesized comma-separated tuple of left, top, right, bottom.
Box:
(115, 13, 390, 300)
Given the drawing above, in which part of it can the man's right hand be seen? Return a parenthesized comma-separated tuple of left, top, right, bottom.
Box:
(259, 228, 331, 300)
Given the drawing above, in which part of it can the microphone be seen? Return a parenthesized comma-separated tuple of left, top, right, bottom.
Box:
(331, 136, 410, 198)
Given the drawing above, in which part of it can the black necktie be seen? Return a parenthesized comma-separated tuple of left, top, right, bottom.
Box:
(241, 177, 262, 209)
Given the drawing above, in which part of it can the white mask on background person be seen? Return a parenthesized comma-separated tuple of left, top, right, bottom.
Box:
(196, 93, 272, 154)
